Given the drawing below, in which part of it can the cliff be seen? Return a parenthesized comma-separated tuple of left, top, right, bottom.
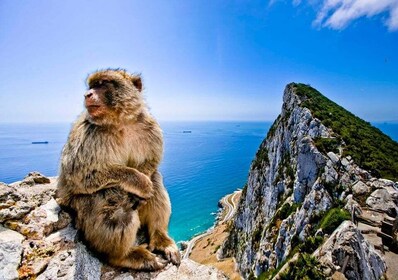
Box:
(0, 173, 227, 280)
(221, 83, 398, 279)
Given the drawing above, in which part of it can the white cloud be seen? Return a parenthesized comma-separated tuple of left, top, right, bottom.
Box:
(303, 0, 398, 31)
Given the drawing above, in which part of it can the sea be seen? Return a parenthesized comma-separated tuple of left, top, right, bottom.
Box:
(0, 121, 397, 243)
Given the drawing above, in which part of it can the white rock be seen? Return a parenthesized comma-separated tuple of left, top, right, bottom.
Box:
(41, 198, 61, 223)
(341, 157, 350, 168)
(366, 188, 398, 216)
(314, 221, 386, 280)
(352, 181, 370, 196)
(0, 226, 25, 280)
(37, 243, 101, 280)
(327, 152, 339, 164)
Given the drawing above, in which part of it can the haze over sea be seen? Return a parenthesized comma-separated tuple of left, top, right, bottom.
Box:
(0, 121, 397, 242)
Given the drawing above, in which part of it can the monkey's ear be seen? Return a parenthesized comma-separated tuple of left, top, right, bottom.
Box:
(130, 75, 143, 92)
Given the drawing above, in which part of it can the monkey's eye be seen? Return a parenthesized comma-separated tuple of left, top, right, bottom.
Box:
(90, 80, 104, 89)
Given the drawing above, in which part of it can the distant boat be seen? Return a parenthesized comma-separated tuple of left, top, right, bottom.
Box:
(32, 141, 49, 144)
(182, 130, 192, 133)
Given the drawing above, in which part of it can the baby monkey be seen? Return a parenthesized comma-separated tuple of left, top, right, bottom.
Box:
(57, 69, 180, 270)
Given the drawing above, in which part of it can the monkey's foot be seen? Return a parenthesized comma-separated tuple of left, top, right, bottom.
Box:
(110, 246, 168, 271)
(149, 233, 181, 266)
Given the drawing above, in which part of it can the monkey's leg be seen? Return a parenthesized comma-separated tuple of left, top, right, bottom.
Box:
(109, 245, 168, 271)
(74, 193, 167, 271)
(139, 171, 181, 265)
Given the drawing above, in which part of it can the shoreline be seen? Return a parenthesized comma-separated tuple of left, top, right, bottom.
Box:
(184, 189, 242, 280)
(183, 189, 241, 259)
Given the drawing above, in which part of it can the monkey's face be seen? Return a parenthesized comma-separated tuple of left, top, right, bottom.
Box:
(85, 69, 143, 125)
(85, 79, 114, 122)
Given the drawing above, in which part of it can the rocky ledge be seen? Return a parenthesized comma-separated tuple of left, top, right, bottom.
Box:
(0, 172, 227, 280)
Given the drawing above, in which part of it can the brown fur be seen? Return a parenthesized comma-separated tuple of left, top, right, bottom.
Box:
(57, 69, 180, 270)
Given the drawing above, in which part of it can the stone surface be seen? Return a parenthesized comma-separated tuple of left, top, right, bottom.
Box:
(0, 226, 25, 280)
(36, 242, 101, 280)
(327, 152, 340, 164)
(101, 259, 228, 280)
(366, 188, 398, 216)
(21, 172, 51, 186)
(314, 221, 386, 280)
(0, 174, 227, 280)
(352, 181, 370, 196)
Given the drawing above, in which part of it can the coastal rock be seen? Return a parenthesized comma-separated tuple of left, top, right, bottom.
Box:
(0, 174, 227, 280)
(36, 242, 101, 280)
(314, 221, 386, 280)
(1, 177, 57, 225)
(21, 172, 51, 186)
(0, 226, 25, 280)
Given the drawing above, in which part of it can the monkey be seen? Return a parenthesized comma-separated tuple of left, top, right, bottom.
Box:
(56, 69, 181, 271)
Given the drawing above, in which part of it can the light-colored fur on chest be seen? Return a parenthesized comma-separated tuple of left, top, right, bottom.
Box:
(121, 123, 153, 168)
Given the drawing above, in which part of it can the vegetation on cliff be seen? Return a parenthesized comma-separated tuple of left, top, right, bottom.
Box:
(293, 83, 398, 181)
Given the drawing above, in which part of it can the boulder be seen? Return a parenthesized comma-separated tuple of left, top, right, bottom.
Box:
(21, 172, 51, 186)
(314, 221, 386, 280)
(352, 181, 370, 196)
(0, 226, 25, 280)
(366, 188, 398, 216)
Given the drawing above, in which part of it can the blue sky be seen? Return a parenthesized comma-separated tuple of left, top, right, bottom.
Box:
(0, 0, 397, 122)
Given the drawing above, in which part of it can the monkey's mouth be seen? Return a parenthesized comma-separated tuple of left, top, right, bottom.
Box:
(86, 105, 102, 115)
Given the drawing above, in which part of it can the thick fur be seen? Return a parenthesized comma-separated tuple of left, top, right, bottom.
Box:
(57, 69, 180, 270)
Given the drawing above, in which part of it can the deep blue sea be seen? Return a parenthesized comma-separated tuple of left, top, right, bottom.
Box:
(0, 121, 270, 242)
(1, 121, 397, 242)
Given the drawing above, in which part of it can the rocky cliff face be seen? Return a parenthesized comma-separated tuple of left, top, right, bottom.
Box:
(221, 83, 398, 279)
(0, 173, 227, 280)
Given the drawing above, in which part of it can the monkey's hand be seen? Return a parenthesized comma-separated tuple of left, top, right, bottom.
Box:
(122, 170, 154, 200)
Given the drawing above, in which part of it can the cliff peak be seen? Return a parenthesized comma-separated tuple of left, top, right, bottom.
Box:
(221, 83, 398, 279)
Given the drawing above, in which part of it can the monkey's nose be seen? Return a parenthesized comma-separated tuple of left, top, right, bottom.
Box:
(84, 91, 93, 98)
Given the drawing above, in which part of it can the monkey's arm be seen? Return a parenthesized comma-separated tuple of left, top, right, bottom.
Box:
(65, 165, 154, 199)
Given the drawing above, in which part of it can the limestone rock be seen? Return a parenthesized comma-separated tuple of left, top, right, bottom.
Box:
(1, 176, 57, 224)
(21, 172, 51, 186)
(327, 152, 340, 164)
(36, 242, 101, 280)
(314, 221, 386, 280)
(344, 194, 362, 217)
(0, 226, 25, 280)
(352, 181, 370, 196)
(366, 188, 398, 216)
(101, 259, 227, 280)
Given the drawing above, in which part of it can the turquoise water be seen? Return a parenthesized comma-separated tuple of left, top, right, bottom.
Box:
(0, 121, 270, 242)
(1, 121, 397, 242)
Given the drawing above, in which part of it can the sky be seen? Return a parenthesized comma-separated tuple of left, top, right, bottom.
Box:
(0, 0, 397, 123)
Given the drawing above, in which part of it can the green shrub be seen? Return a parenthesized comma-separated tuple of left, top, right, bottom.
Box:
(318, 208, 350, 234)
(314, 137, 340, 154)
(302, 236, 323, 253)
(279, 253, 326, 280)
(267, 115, 281, 138)
(279, 203, 300, 220)
(252, 146, 269, 169)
